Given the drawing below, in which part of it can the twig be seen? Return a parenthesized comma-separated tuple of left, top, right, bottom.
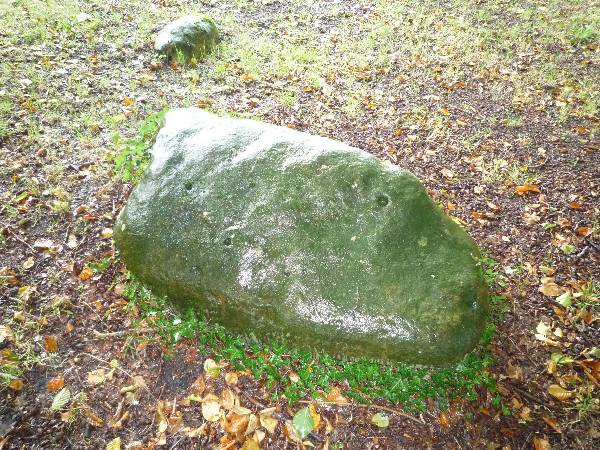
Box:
(298, 400, 426, 426)
(92, 328, 153, 339)
(1, 223, 35, 251)
(231, 385, 267, 410)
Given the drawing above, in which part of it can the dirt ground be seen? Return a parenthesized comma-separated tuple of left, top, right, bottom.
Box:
(1, 0, 599, 449)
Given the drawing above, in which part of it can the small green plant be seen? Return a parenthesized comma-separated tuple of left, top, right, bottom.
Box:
(112, 110, 167, 182)
(569, 24, 598, 46)
(123, 273, 497, 411)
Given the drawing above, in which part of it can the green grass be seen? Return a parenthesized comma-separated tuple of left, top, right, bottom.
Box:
(121, 261, 506, 411)
(111, 110, 167, 182)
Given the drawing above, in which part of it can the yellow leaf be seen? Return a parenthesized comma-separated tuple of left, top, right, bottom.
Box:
(225, 372, 238, 385)
(79, 266, 93, 281)
(241, 438, 260, 450)
(9, 379, 24, 391)
(100, 228, 113, 239)
(106, 437, 121, 450)
(548, 384, 574, 401)
(87, 368, 107, 385)
(120, 97, 134, 106)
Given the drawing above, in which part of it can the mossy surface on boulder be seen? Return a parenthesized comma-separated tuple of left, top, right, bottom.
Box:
(154, 15, 218, 62)
(114, 108, 489, 366)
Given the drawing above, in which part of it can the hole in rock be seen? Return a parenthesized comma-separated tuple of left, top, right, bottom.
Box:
(185, 182, 193, 191)
(223, 237, 232, 246)
(376, 194, 390, 207)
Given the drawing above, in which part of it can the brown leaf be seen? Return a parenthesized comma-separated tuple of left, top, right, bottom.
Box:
(574, 125, 589, 134)
(0, 267, 18, 285)
(44, 335, 58, 353)
(548, 384, 574, 401)
(9, 379, 24, 391)
(539, 277, 563, 297)
(533, 437, 551, 450)
(47, 376, 65, 392)
(515, 184, 541, 196)
(568, 201, 583, 209)
(190, 375, 205, 396)
(438, 411, 450, 427)
(325, 387, 347, 403)
(542, 416, 562, 433)
(575, 227, 592, 237)
(240, 73, 253, 83)
(224, 411, 250, 435)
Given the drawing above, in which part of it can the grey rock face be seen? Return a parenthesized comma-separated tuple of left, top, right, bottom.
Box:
(154, 15, 218, 61)
(114, 108, 489, 366)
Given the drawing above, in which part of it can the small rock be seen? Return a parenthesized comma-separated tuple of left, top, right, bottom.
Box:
(154, 15, 218, 62)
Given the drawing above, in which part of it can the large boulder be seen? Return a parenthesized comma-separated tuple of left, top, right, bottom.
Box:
(154, 15, 218, 61)
(114, 108, 489, 366)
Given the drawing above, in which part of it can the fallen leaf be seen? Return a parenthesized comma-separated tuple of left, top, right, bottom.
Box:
(371, 412, 389, 428)
(101, 228, 113, 239)
(241, 438, 260, 450)
(240, 73, 253, 83)
(439, 107, 450, 116)
(79, 266, 93, 281)
(203, 358, 222, 379)
(22, 257, 34, 269)
(87, 368, 107, 385)
(9, 379, 24, 391)
(440, 168, 454, 179)
(224, 411, 250, 434)
(575, 227, 592, 237)
(51, 388, 71, 411)
(515, 184, 541, 196)
(190, 375, 205, 395)
(106, 437, 121, 450)
(568, 201, 583, 209)
(325, 387, 347, 403)
(44, 335, 59, 353)
(33, 238, 54, 251)
(259, 408, 278, 434)
(225, 372, 238, 385)
(202, 399, 222, 422)
(539, 277, 562, 297)
(548, 384, 574, 401)
(121, 97, 134, 106)
(47, 376, 65, 392)
(0, 325, 15, 344)
(543, 416, 562, 433)
(438, 411, 450, 427)
(533, 437, 551, 450)
(308, 403, 321, 431)
(292, 407, 314, 439)
(574, 125, 589, 134)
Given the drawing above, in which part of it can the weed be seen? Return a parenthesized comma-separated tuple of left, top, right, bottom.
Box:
(123, 273, 497, 410)
(569, 24, 599, 46)
(112, 110, 167, 182)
